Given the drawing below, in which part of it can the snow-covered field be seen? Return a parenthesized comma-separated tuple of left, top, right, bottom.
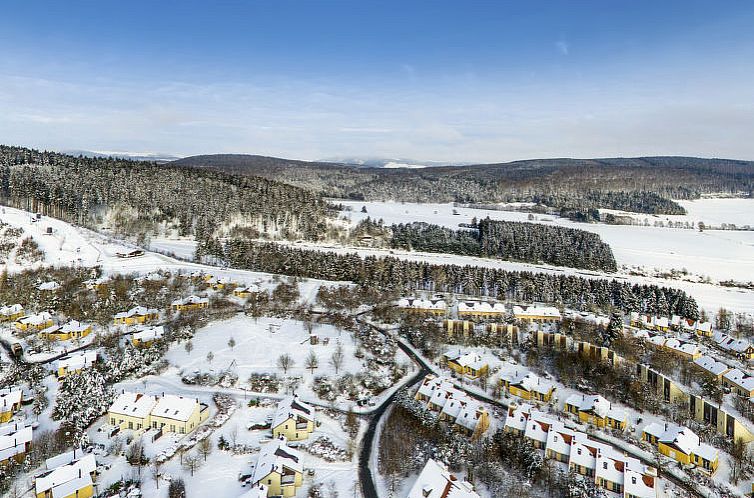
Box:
(339, 199, 754, 283)
(164, 314, 402, 403)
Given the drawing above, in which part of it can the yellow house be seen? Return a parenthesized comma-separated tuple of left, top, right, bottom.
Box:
(663, 338, 702, 361)
(40, 320, 92, 341)
(207, 276, 235, 291)
(108, 391, 209, 435)
(272, 396, 315, 441)
(15, 312, 54, 332)
(397, 297, 447, 316)
(113, 306, 159, 325)
(108, 392, 157, 431)
(513, 305, 562, 323)
(642, 423, 718, 474)
(170, 295, 209, 312)
(692, 356, 731, 382)
(0, 389, 22, 423)
(722, 369, 754, 398)
(443, 352, 489, 379)
(131, 326, 165, 347)
(0, 423, 33, 465)
(35, 450, 96, 498)
(148, 394, 209, 434)
(55, 351, 98, 380)
(458, 301, 506, 319)
(502, 371, 556, 402)
(564, 394, 627, 430)
(0, 304, 24, 322)
(234, 284, 261, 299)
(252, 438, 304, 497)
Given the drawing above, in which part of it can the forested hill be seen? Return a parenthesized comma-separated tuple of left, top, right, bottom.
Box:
(171, 154, 754, 215)
(0, 146, 331, 241)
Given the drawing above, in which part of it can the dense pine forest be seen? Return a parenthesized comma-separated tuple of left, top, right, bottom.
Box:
(172, 154, 754, 214)
(0, 146, 331, 241)
(214, 238, 698, 317)
(386, 218, 617, 271)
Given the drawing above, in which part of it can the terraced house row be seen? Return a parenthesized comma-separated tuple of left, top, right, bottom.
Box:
(504, 404, 658, 498)
(415, 375, 491, 439)
(533, 328, 754, 443)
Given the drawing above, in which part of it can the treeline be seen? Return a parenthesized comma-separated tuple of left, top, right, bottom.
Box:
(378, 217, 617, 271)
(0, 145, 331, 241)
(173, 154, 754, 214)
(212, 239, 698, 317)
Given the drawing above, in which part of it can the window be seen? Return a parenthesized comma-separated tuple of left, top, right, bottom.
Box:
(602, 462, 607, 470)
(631, 477, 636, 484)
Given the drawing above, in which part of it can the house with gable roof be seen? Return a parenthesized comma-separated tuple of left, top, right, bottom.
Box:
(34, 449, 97, 498)
(272, 395, 315, 441)
(252, 437, 303, 497)
(0, 423, 33, 464)
(564, 394, 627, 430)
(443, 351, 489, 379)
(501, 371, 556, 402)
(406, 458, 480, 498)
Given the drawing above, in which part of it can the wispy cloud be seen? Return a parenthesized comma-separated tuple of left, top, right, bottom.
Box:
(555, 40, 569, 56)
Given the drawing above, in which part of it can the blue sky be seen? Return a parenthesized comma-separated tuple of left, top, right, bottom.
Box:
(2, 1, 754, 162)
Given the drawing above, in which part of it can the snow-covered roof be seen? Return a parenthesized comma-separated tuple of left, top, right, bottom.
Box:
(714, 331, 753, 353)
(108, 392, 157, 419)
(0, 304, 23, 316)
(624, 464, 656, 498)
(504, 403, 533, 432)
(545, 425, 575, 456)
(0, 388, 22, 411)
(455, 400, 486, 432)
(524, 412, 557, 444)
(36, 451, 96, 496)
(236, 284, 261, 293)
(504, 371, 554, 395)
(664, 338, 700, 356)
(272, 396, 315, 429)
(458, 301, 505, 314)
(696, 321, 712, 333)
(56, 351, 97, 372)
(595, 449, 626, 486)
(695, 442, 719, 462)
(38, 281, 60, 291)
(512, 305, 561, 319)
(564, 394, 626, 422)
(648, 335, 666, 347)
(171, 295, 209, 306)
(406, 459, 480, 498)
(653, 316, 669, 329)
(569, 432, 611, 470)
(397, 297, 447, 311)
(417, 375, 455, 400)
(60, 320, 90, 334)
(0, 424, 32, 462)
(723, 368, 754, 392)
(132, 325, 165, 342)
(252, 437, 303, 485)
(114, 306, 158, 320)
(18, 311, 53, 325)
(444, 351, 487, 371)
(151, 394, 199, 422)
(658, 425, 700, 456)
(693, 356, 730, 377)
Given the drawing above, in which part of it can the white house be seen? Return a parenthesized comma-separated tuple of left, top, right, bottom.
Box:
(406, 459, 480, 498)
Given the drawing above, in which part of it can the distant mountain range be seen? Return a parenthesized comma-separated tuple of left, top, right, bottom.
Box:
(318, 157, 469, 169)
(62, 149, 181, 163)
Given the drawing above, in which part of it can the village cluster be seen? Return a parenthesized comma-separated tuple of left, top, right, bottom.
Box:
(393, 295, 754, 497)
